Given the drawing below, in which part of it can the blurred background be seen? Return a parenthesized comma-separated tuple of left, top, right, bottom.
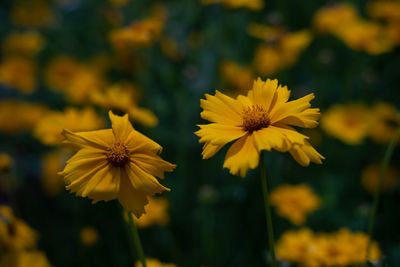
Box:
(1, 0, 400, 266)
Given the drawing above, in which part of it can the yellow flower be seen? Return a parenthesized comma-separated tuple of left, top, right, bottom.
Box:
(2, 32, 44, 57)
(59, 111, 175, 217)
(195, 78, 324, 177)
(109, 6, 166, 49)
(44, 56, 81, 92)
(0, 57, 37, 94)
(41, 149, 71, 196)
(134, 258, 176, 267)
(368, 1, 400, 22)
(0, 101, 48, 134)
(220, 61, 255, 95)
(65, 68, 104, 103)
(0, 153, 13, 173)
(276, 228, 322, 267)
(10, 0, 54, 28)
(369, 102, 400, 144)
(90, 83, 158, 127)
(135, 197, 169, 228)
(313, 3, 394, 54)
(201, 0, 264, 10)
(276, 228, 381, 267)
(321, 104, 371, 145)
(0, 251, 52, 267)
(0, 206, 38, 251)
(361, 164, 398, 194)
(80, 227, 98, 246)
(270, 184, 320, 225)
(34, 108, 105, 145)
(250, 25, 312, 74)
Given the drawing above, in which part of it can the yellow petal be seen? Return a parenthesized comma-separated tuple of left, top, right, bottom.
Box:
(118, 172, 149, 217)
(88, 166, 120, 202)
(268, 85, 291, 112)
(252, 127, 290, 152)
(270, 93, 316, 125)
(200, 90, 243, 125)
(130, 153, 175, 179)
(278, 108, 320, 128)
(223, 134, 259, 177)
(126, 130, 162, 154)
(195, 123, 246, 145)
(61, 148, 106, 178)
(201, 142, 223, 159)
(289, 141, 324, 166)
(247, 78, 278, 110)
(125, 162, 169, 194)
(62, 129, 114, 150)
(65, 162, 108, 196)
(109, 111, 133, 141)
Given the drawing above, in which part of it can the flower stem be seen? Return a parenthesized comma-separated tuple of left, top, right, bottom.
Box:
(366, 128, 400, 263)
(260, 153, 277, 267)
(126, 211, 147, 267)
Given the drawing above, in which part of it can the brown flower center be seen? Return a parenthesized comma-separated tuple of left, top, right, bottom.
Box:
(242, 105, 271, 132)
(106, 142, 130, 166)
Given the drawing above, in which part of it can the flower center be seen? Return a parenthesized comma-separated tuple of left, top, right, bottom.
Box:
(242, 105, 271, 132)
(106, 142, 130, 166)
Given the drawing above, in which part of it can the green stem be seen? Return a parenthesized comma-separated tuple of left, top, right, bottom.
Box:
(126, 211, 147, 267)
(366, 128, 400, 263)
(260, 153, 277, 267)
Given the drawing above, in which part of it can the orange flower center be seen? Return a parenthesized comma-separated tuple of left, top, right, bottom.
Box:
(106, 142, 130, 166)
(242, 105, 271, 132)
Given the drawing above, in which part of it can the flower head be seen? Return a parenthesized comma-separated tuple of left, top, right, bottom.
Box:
(195, 78, 324, 177)
(59, 111, 175, 217)
(270, 184, 321, 225)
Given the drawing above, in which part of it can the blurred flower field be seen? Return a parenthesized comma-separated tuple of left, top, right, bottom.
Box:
(1, 0, 400, 266)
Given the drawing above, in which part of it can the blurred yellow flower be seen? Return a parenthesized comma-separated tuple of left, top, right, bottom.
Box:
(2, 32, 44, 57)
(45, 56, 81, 92)
(276, 228, 381, 267)
(196, 78, 323, 177)
(0, 206, 38, 251)
(134, 258, 176, 267)
(220, 61, 255, 95)
(201, 0, 263, 10)
(41, 149, 71, 196)
(59, 111, 175, 217)
(0, 251, 52, 267)
(0, 153, 13, 173)
(321, 104, 371, 145)
(250, 25, 312, 74)
(270, 184, 320, 225)
(361, 164, 398, 194)
(313, 3, 394, 54)
(90, 83, 158, 127)
(10, 0, 55, 28)
(109, 6, 166, 49)
(66, 68, 105, 103)
(369, 102, 400, 144)
(0, 101, 48, 134)
(135, 197, 169, 228)
(80, 227, 98, 246)
(368, 1, 400, 22)
(34, 108, 105, 145)
(0, 57, 37, 94)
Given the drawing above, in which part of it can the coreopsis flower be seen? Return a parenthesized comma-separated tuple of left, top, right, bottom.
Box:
(2, 31, 44, 57)
(367, 1, 400, 22)
(135, 197, 169, 228)
(0, 251, 52, 267)
(270, 184, 321, 225)
(0, 206, 38, 251)
(369, 102, 400, 144)
(44, 56, 81, 92)
(195, 78, 324, 177)
(201, 0, 263, 11)
(220, 61, 255, 95)
(90, 83, 158, 127)
(59, 111, 175, 217)
(276, 228, 381, 267)
(0, 101, 48, 134)
(34, 108, 105, 145)
(321, 104, 371, 145)
(10, 0, 55, 28)
(0, 57, 37, 94)
(134, 258, 176, 267)
(361, 164, 398, 194)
